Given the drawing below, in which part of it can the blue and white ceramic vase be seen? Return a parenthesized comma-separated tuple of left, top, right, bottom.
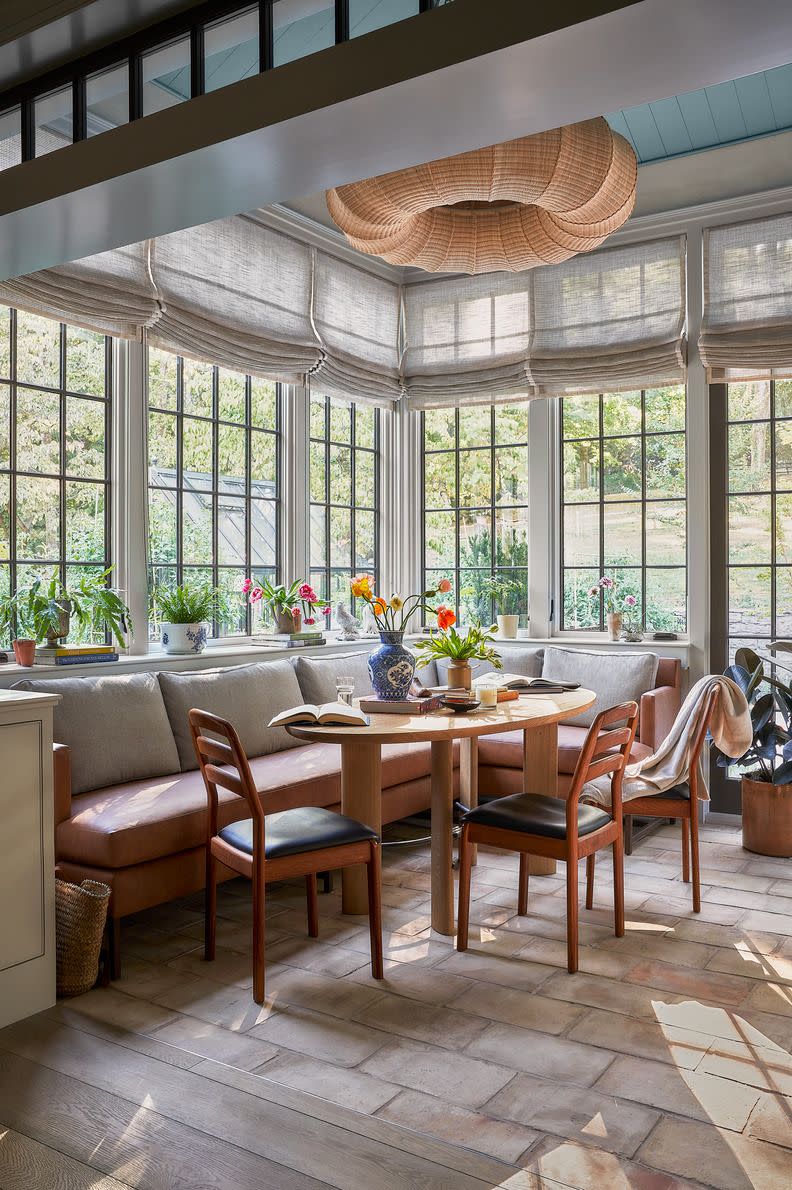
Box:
(368, 631, 416, 701)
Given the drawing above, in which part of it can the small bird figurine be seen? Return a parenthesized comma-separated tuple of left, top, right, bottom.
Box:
(335, 602, 360, 639)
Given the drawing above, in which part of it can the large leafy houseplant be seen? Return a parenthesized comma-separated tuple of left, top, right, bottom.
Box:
(0, 570, 131, 647)
(243, 577, 330, 631)
(714, 643, 792, 857)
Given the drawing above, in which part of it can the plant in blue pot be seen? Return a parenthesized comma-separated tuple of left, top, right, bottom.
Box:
(351, 574, 452, 701)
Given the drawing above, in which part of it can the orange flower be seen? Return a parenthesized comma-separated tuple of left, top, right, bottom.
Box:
(437, 577, 452, 594)
(351, 574, 373, 599)
(373, 597, 388, 616)
(437, 605, 456, 630)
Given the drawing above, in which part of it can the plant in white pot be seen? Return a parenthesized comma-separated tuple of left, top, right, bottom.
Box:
(712, 644, 792, 858)
(151, 584, 222, 655)
(475, 575, 524, 639)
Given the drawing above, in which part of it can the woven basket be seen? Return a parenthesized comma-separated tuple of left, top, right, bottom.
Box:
(56, 878, 111, 997)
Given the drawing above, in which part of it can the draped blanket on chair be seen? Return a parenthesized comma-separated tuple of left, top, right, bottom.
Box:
(583, 674, 751, 808)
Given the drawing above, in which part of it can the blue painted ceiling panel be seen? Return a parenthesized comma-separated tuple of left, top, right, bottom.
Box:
(608, 62, 792, 163)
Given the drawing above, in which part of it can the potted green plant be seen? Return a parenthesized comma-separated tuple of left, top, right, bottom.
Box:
(150, 584, 222, 655)
(473, 575, 524, 639)
(713, 644, 792, 857)
(0, 571, 131, 665)
(243, 577, 330, 633)
(413, 618, 503, 691)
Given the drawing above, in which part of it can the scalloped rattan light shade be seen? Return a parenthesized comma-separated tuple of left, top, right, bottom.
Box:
(326, 118, 637, 274)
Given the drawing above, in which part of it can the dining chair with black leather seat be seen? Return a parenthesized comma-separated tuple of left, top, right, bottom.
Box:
(190, 708, 384, 1004)
(457, 700, 639, 973)
(586, 684, 719, 915)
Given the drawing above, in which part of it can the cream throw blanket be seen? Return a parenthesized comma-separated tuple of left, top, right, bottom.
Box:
(582, 674, 752, 809)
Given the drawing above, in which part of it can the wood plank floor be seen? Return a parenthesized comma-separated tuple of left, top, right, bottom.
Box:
(1, 821, 792, 1189)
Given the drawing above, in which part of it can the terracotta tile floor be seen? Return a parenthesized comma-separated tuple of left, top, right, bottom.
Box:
(50, 823, 792, 1187)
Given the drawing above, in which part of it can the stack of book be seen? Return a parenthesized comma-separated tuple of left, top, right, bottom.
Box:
(34, 643, 120, 666)
(252, 630, 326, 649)
(358, 693, 446, 715)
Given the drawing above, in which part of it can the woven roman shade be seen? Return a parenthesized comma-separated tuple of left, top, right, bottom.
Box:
(0, 242, 159, 339)
(528, 235, 687, 396)
(401, 272, 533, 407)
(311, 252, 402, 404)
(700, 213, 792, 380)
(148, 214, 322, 383)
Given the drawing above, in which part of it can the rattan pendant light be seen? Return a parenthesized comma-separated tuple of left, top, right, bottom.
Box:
(326, 117, 637, 274)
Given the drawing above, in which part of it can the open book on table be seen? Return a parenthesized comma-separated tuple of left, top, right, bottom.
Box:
(269, 701, 369, 728)
(475, 672, 582, 693)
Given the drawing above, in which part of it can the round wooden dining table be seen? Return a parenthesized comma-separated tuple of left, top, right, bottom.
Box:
(289, 688, 595, 936)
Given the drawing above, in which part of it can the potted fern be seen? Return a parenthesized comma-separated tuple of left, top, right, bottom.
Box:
(151, 584, 223, 655)
(413, 618, 502, 691)
(0, 571, 131, 664)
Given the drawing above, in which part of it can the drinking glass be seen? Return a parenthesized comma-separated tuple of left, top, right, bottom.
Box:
(336, 675, 355, 705)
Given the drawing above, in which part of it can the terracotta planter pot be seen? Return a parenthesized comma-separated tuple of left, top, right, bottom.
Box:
(446, 660, 472, 691)
(742, 776, 792, 857)
(13, 638, 36, 666)
(276, 609, 297, 634)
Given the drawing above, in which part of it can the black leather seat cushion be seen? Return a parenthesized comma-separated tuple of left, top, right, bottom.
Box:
(219, 807, 378, 860)
(463, 792, 612, 839)
(646, 781, 690, 802)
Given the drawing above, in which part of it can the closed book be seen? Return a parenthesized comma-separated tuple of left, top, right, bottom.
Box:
(251, 638, 326, 649)
(37, 652, 119, 665)
(257, 631, 324, 642)
(358, 695, 444, 715)
(36, 643, 116, 657)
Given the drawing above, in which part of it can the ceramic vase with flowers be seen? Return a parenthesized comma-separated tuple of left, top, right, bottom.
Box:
(244, 577, 331, 636)
(588, 576, 639, 641)
(413, 618, 502, 692)
(351, 575, 453, 700)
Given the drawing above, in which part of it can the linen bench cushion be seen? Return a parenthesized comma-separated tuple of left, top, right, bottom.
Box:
(55, 738, 443, 869)
(13, 671, 180, 795)
(294, 651, 374, 704)
(542, 645, 659, 727)
(158, 659, 304, 770)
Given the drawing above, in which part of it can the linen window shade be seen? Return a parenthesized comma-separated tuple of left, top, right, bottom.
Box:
(0, 242, 159, 339)
(311, 251, 402, 404)
(528, 235, 686, 396)
(699, 214, 792, 380)
(401, 272, 533, 408)
(147, 215, 323, 382)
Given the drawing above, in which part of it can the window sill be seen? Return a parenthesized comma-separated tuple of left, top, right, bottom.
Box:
(0, 635, 374, 687)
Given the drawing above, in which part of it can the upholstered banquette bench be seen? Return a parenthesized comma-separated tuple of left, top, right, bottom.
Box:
(16, 644, 680, 974)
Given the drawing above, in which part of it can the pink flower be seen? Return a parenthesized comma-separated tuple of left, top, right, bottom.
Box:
(241, 577, 252, 594)
(588, 586, 599, 598)
(624, 594, 637, 607)
(322, 606, 331, 616)
(249, 588, 262, 603)
(291, 606, 301, 617)
(298, 583, 317, 602)
(599, 576, 615, 589)
(304, 617, 316, 625)
(437, 577, 452, 594)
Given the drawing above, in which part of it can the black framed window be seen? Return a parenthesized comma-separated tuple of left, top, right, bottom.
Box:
(147, 348, 280, 637)
(724, 379, 792, 661)
(561, 386, 687, 632)
(422, 404, 529, 623)
(308, 391, 378, 617)
(0, 307, 112, 642)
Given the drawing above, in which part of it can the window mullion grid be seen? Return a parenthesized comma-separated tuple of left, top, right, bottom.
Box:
(259, 1, 274, 71)
(765, 378, 775, 642)
(455, 409, 461, 620)
(211, 367, 220, 637)
(350, 403, 357, 607)
(58, 323, 67, 589)
(598, 394, 605, 632)
(244, 374, 253, 635)
(8, 309, 17, 609)
(490, 406, 496, 624)
(175, 357, 185, 590)
(641, 388, 648, 631)
(103, 338, 113, 622)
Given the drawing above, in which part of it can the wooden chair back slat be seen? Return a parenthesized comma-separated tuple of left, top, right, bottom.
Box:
(189, 708, 264, 827)
(568, 700, 640, 814)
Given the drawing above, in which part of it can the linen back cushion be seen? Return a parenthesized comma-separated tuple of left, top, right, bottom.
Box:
(542, 645, 659, 727)
(294, 651, 374, 704)
(158, 660, 305, 770)
(12, 672, 180, 795)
